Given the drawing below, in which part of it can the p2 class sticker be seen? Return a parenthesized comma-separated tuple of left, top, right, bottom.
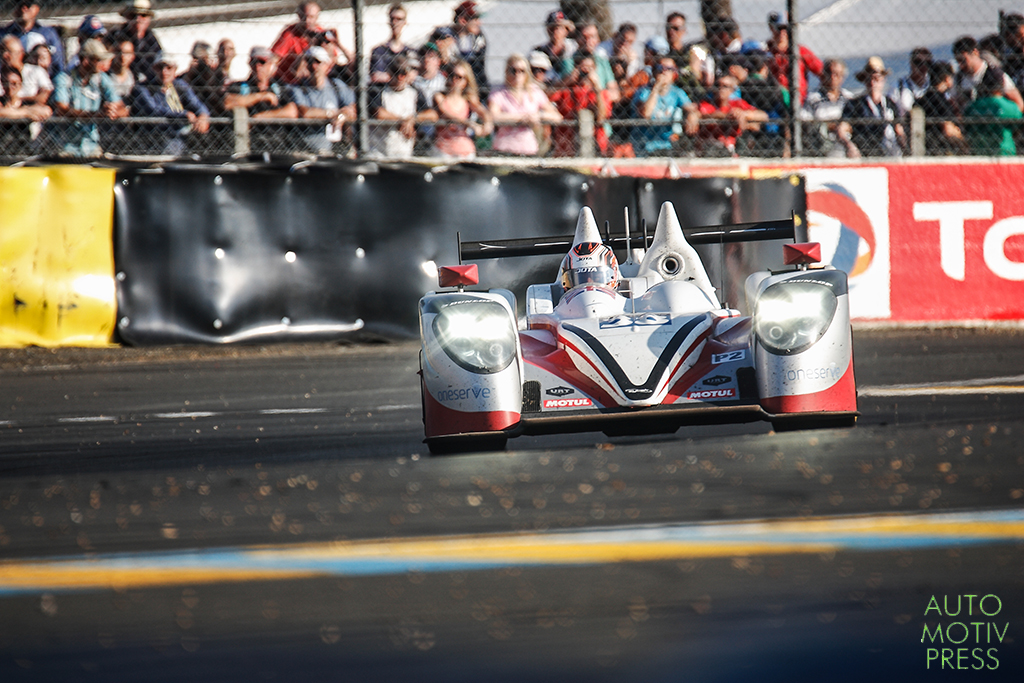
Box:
(711, 350, 746, 364)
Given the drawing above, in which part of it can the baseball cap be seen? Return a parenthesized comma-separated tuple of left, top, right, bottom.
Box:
(528, 50, 552, 71)
(431, 26, 455, 41)
(78, 15, 106, 38)
(546, 10, 571, 27)
(421, 41, 440, 56)
(250, 46, 274, 61)
(80, 38, 114, 61)
(454, 1, 479, 20)
(23, 32, 48, 54)
(154, 51, 176, 67)
(644, 35, 669, 55)
(305, 45, 331, 63)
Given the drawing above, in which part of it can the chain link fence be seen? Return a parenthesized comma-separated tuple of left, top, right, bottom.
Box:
(0, 0, 1021, 161)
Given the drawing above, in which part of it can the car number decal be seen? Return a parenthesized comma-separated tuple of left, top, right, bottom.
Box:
(712, 350, 746, 364)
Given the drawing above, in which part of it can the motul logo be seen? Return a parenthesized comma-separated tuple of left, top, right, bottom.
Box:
(543, 398, 592, 409)
(687, 388, 736, 400)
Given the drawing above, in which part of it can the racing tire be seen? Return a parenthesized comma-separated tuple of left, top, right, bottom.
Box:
(426, 434, 508, 456)
(771, 415, 857, 432)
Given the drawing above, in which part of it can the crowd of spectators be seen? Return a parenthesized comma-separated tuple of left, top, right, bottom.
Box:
(1, 0, 1024, 158)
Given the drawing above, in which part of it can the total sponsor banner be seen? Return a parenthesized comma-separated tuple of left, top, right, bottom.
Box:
(805, 163, 1024, 322)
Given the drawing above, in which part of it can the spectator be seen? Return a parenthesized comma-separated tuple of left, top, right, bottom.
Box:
(368, 55, 435, 158)
(549, 51, 608, 156)
(767, 20, 823, 104)
(621, 36, 668, 103)
(916, 60, 967, 155)
(664, 12, 709, 98)
(271, 2, 350, 86)
(732, 53, 787, 155)
(432, 59, 491, 159)
(453, 1, 488, 99)
(0, 1, 64, 75)
(430, 26, 458, 74)
(290, 46, 355, 154)
(183, 42, 221, 115)
(111, 0, 162, 86)
(964, 65, 1022, 156)
(108, 40, 136, 101)
(1002, 12, 1024, 91)
(0, 66, 50, 121)
(488, 53, 561, 156)
(575, 20, 620, 105)
(800, 58, 854, 157)
(370, 3, 414, 85)
(224, 47, 298, 119)
(20, 34, 52, 106)
(414, 42, 447, 104)
(889, 47, 932, 116)
(838, 56, 904, 158)
(533, 10, 575, 83)
(706, 16, 742, 58)
(528, 50, 553, 93)
(217, 39, 236, 79)
(1, 35, 24, 88)
(66, 15, 108, 73)
(131, 53, 210, 155)
(697, 73, 768, 157)
(599, 23, 640, 77)
(51, 39, 128, 157)
(953, 35, 1024, 114)
(632, 57, 698, 157)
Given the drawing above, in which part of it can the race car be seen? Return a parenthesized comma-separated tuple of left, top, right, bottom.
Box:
(418, 201, 857, 454)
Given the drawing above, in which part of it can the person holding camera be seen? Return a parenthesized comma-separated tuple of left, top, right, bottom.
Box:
(272, 2, 352, 85)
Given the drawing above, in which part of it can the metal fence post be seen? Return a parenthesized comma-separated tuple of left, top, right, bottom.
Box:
(788, 0, 802, 157)
(910, 106, 925, 156)
(354, 0, 369, 157)
(233, 107, 250, 156)
(579, 110, 595, 157)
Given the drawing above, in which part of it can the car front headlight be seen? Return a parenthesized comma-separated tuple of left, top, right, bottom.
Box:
(754, 282, 838, 355)
(432, 301, 517, 374)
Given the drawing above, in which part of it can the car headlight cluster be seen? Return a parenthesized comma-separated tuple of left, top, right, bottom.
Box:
(432, 301, 517, 374)
(754, 282, 837, 355)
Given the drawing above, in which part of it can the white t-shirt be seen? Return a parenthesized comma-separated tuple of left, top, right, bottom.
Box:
(370, 86, 420, 158)
(19, 63, 53, 100)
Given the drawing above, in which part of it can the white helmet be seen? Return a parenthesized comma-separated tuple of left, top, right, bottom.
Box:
(560, 242, 619, 292)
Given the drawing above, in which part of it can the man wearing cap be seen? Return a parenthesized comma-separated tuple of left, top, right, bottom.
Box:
(111, 0, 163, 87)
(370, 3, 414, 85)
(632, 56, 699, 157)
(0, 1, 64, 75)
(51, 39, 128, 156)
(289, 46, 355, 154)
(766, 19, 822, 105)
(533, 10, 576, 83)
(453, 1, 488, 99)
(414, 42, 447, 104)
(224, 48, 298, 119)
(130, 53, 210, 155)
(838, 56, 904, 158)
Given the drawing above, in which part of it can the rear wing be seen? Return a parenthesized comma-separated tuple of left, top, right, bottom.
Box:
(459, 216, 796, 261)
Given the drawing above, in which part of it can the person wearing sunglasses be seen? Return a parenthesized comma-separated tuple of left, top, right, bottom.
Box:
(432, 59, 491, 159)
(488, 53, 561, 156)
(631, 57, 698, 156)
(223, 47, 298, 119)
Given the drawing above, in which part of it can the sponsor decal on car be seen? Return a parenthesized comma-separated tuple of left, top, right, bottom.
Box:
(703, 375, 731, 386)
(546, 386, 575, 397)
(623, 387, 654, 398)
(687, 388, 737, 400)
(543, 398, 593, 409)
(712, 350, 746, 364)
(437, 386, 492, 402)
(785, 366, 843, 382)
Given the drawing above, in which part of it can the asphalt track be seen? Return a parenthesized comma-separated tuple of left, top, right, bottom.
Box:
(1, 327, 1023, 682)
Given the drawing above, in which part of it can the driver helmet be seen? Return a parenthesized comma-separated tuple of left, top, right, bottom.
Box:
(560, 242, 619, 292)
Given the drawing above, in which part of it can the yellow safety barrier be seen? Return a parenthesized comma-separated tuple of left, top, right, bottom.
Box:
(0, 166, 117, 347)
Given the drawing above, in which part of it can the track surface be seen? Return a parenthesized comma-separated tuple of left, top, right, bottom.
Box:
(1, 328, 1023, 682)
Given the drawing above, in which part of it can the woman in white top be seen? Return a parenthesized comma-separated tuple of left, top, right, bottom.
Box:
(487, 54, 561, 156)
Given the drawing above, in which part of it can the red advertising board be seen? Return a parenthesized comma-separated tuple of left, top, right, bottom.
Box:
(888, 164, 1024, 321)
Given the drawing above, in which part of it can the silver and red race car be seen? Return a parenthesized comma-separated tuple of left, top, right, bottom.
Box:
(418, 201, 857, 454)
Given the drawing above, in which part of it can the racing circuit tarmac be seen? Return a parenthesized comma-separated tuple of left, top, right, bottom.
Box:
(0, 327, 1023, 682)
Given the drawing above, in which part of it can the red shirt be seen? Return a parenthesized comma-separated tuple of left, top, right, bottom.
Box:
(698, 98, 759, 148)
(549, 84, 608, 156)
(271, 23, 323, 84)
(769, 44, 823, 104)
